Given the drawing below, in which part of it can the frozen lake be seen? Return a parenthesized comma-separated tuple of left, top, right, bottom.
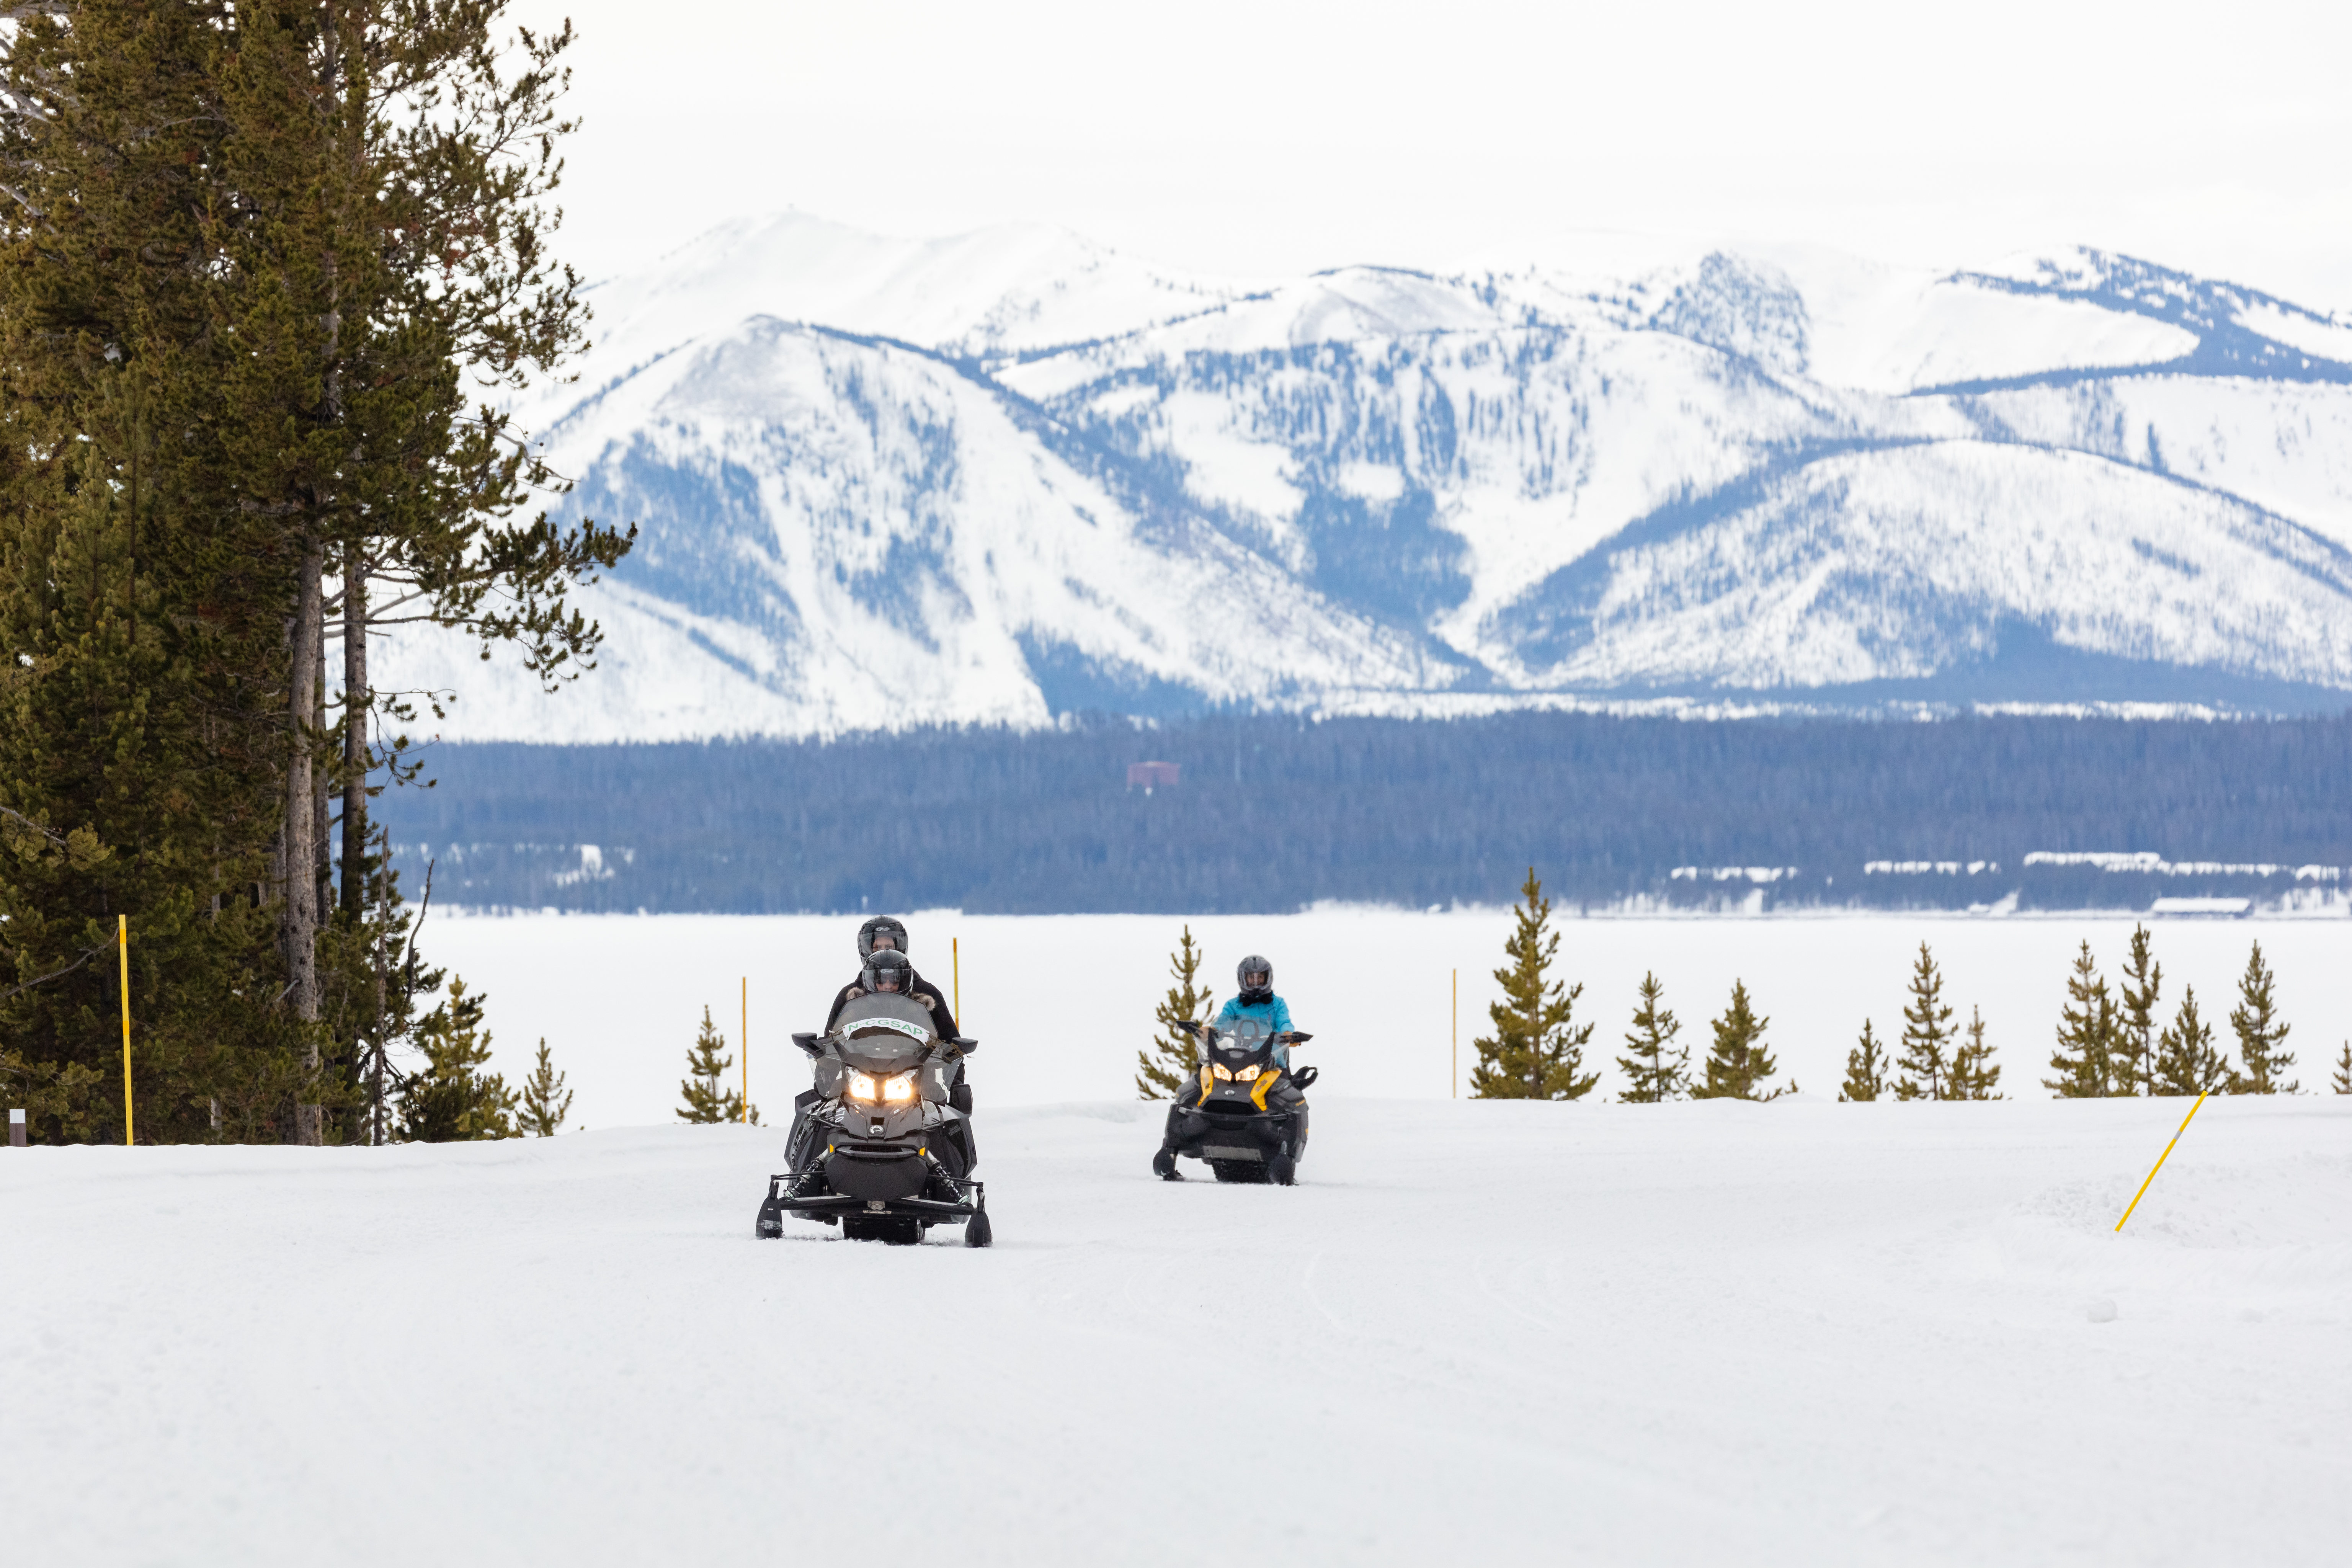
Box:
(424, 908, 2352, 1130)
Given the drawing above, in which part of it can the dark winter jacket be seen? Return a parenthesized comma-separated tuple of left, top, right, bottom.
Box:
(826, 965, 960, 1043)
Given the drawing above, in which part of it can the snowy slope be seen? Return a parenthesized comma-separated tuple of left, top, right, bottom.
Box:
(381, 219, 2352, 738)
(6, 1099, 2347, 1566)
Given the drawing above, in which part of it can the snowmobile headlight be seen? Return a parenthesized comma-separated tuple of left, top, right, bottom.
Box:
(1230, 1065, 1260, 1084)
(846, 1071, 879, 1102)
(882, 1072, 917, 1103)
(1211, 1063, 1233, 1080)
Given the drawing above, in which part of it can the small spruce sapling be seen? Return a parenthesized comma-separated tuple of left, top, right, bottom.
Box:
(520, 1038, 573, 1136)
(2332, 1042, 2352, 1096)
(1950, 1006, 2002, 1100)
(397, 978, 517, 1142)
(2153, 985, 2229, 1096)
(2044, 941, 2120, 1098)
(1617, 972, 1688, 1102)
(2228, 941, 2297, 1094)
(1840, 1019, 1887, 1102)
(1894, 942, 1956, 1101)
(1694, 980, 1787, 1100)
(2114, 924, 2162, 1096)
(1136, 924, 1211, 1099)
(678, 1006, 755, 1124)
(1468, 868, 1599, 1101)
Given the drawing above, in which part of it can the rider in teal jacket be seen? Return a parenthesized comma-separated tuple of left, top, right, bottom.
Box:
(1214, 954, 1295, 1068)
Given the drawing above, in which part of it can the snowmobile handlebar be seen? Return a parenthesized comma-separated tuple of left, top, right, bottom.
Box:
(1172, 1020, 1311, 1046)
(797, 1028, 976, 1057)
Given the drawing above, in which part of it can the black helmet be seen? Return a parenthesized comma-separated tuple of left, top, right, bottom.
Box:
(858, 916, 908, 959)
(860, 949, 914, 995)
(1236, 954, 1273, 1004)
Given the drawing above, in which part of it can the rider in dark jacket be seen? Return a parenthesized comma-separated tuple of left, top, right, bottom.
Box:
(825, 915, 959, 1041)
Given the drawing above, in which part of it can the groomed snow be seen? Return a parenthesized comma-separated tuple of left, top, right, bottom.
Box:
(5, 1096, 2345, 1564)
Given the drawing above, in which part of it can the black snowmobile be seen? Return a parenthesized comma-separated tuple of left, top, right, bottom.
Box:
(1152, 1016, 1317, 1184)
(754, 991, 991, 1246)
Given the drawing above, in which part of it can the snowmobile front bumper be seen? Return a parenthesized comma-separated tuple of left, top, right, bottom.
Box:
(1167, 1102, 1301, 1163)
(754, 1156, 986, 1236)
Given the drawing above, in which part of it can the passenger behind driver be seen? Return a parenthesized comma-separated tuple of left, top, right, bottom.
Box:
(826, 915, 959, 1042)
(1214, 954, 1296, 1069)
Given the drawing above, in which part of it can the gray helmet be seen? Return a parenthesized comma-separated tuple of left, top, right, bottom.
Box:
(1236, 954, 1273, 1003)
(858, 916, 908, 959)
(860, 949, 914, 995)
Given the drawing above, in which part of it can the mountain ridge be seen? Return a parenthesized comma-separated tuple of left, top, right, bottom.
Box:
(377, 216, 2352, 741)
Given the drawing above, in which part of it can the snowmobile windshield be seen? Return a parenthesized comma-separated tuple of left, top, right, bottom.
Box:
(832, 992, 935, 1073)
(1219, 1016, 1274, 1060)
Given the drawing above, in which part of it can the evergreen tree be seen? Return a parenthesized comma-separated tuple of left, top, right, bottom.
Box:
(519, 1037, 573, 1137)
(2152, 984, 2229, 1096)
(1468, 868, 1598, 1101)
(1693, 980, 1785, 1100)
(0, 3, 318, 1144)
(1616, 971, 1688, 1102)
(1950, 1005, 2003, 1100)
(0, 2, 620, 1144)
(2228, 941, 2296, 1094)
(2113, 924, 2162, 1096)
(1135, 924, 1210, 1099)
(2044, 941, 2121, 1098)
(2331, 1042, 2351, 1096)
(1894, 942, 1957, 1100)
(678, 1005, 754, 1124)
(396, 978, 514, 1142)
(1839, 1019, 1886, 1102)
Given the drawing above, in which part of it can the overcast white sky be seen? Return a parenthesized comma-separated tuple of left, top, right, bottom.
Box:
(513, 0, 2352, 308)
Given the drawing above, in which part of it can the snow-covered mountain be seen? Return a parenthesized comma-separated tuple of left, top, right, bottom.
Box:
(381, 214, 2352, 739)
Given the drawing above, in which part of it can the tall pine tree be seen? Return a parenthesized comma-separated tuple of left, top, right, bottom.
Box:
(1840, 1019, 1886, 1102)
(1950, 1005, 2002, 1100)
(1136, 924, 1210, 1099)
(1468, 868, 1598, 1101)
(2228, 941, 2296, 1094)
(2152, 984, 2229, 1096)
(0, 3, 624, 1143)
(0, 0, 312, 1143)
(2044, 941, 2121, 1098)
(1894, 942, 1956, 1100)
(2113, 924, 2162, 1096)
(1693, 980, 1785, 1100)
(1616, 971, 1688, 1102)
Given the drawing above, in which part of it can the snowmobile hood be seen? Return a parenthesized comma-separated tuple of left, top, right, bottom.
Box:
(832, 992, 937, 1073)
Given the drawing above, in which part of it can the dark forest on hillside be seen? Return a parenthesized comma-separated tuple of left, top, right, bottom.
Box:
(375, 712, 2352, 914)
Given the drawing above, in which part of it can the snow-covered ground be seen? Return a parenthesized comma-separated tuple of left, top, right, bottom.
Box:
(5, 1096, 2346, 1565)
(420, 909, 2352, 1130)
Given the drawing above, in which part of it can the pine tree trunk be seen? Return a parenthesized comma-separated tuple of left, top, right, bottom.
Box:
(340, 545, 368, 916)
(287, 540, 325, 1144)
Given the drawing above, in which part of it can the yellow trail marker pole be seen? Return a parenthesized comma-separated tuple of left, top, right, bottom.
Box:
(1450, 968, 1457, 1099)
(953, 937, 960, 1022)
(740, 977, 749, 1125)
(118, 915, 133, 1147)
(2115, 1090, 2213, 1232)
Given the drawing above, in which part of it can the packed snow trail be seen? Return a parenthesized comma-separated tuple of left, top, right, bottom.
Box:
(4, 1098, 2347, 1565)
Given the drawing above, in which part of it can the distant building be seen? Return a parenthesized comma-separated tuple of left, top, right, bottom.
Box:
(1127, 760, 1180, 791)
